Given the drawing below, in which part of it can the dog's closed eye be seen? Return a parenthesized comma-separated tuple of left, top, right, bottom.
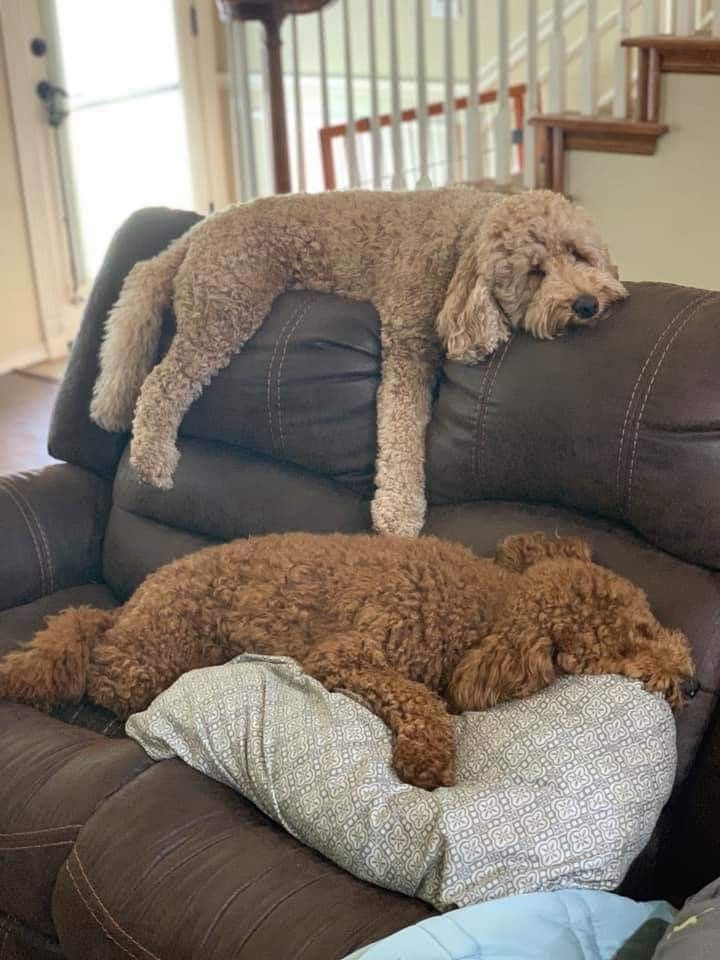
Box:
(571, 248, 589, 264)
(529, 266, 546, 277)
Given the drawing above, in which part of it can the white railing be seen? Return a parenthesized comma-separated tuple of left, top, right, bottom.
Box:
(224, 0, 720, 200)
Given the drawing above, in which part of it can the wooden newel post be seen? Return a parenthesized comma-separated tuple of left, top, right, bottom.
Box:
(216, 0, 332, 195)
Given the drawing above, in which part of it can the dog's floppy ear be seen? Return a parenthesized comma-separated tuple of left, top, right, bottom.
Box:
(496, 532, 592, 573)
(448, 621, 557, 712)
(436, 246, 508, 363)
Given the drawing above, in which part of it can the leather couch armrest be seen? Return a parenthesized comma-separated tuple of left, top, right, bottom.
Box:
(0, 464, 111, 611)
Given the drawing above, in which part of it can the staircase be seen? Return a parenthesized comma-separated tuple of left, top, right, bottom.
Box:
(216, 0, 720, 199)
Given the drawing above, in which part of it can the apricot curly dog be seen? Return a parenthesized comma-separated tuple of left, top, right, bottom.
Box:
(89, 188, 627, 536)
(0, 532, 693, 790)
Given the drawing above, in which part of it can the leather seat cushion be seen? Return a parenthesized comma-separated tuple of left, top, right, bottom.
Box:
(0, 704, 151, 936)
(52, 759, 433, 960)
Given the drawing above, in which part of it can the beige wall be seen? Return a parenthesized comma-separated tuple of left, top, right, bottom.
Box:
(567, 74, 720, 290)
(0, 25, 43, 371)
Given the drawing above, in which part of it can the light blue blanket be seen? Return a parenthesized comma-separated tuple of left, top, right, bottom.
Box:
(345, 889, 675, 960)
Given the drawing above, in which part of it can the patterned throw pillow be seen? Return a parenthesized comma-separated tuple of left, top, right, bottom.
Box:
(126, 655, 676, 911)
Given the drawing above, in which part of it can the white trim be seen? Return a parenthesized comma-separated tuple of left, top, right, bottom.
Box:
(0, 0, 82, 355)
(174, 0, 230, 212)
(0, 344, 48, 377)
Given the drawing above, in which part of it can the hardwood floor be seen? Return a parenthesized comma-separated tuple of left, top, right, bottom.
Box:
(0, 372, 60, 476)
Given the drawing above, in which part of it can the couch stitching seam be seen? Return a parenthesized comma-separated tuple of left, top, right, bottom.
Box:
(471, 354, 499, 485)
(6, 480, 56, 594)
(276, 294, 317, 455)
(615, 296, 698, 512)
(477, 338, 512, 490)
(0, 839, 76, 851)
(0, 480, 48, 595)
(67, 850, 161, 960)
(0, 825, 82, 837)
(627, 293, 718, 513)
(266, 299, 306, 455)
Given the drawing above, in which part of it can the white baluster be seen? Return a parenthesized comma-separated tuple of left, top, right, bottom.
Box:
(444, 0, 455, 184)
(388, 0, 406, 189)
(613, 0, 631, 119)
(494, 0, 510, 184)
(713, 0, 720, 37)
(368, 0, 382, 189)
(643, 0, 659, 33)
(291, 15, 306, 192)
(465, 0, 480, 183)
(415, 0, 432, 188)
(341, 0, 359, 188)
(549, 0, 566, 113)
(675, 0, 695, 33)
(317, 8, 330, 130)
(228, 19, 257, 200)
(580, 0, 598, 115)
(524, 0, 538, 189)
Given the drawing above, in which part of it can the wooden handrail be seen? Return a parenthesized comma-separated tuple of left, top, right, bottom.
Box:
(319, 83, 528, 191)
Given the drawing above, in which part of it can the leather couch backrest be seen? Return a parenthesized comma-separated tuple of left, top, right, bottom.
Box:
(428, 283, 720, 570)
(50, 211, 720, 592)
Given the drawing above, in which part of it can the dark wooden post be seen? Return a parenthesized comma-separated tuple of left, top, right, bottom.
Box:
(216, 0, 332, 195)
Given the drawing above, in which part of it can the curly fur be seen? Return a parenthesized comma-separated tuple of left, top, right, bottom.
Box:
(0, 533, 693, 790)
(90, 188, 627, 537)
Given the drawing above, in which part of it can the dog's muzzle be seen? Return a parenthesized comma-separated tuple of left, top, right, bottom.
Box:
(572, 295, 599, 320)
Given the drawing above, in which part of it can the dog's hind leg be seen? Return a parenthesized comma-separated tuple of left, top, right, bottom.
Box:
(0, 606, 115, 709)
(302, 635, 455, 790)
(129, 265, 284, 488)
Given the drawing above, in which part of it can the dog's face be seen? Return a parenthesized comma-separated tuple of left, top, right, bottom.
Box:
(448, 533, 695, 712)
(437, 191, 628, 364)
(521, 558, 695, 709)
(493, 193, 629, 340)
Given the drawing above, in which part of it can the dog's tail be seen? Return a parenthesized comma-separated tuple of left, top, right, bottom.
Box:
(0, 606, 116, 709)
(90, 231, 192, 432)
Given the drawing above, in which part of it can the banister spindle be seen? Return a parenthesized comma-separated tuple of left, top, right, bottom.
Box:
(341, 0, 359, 187)
(675, 0, 694, 34)
(444, 0, 455, 183)
(714, 0, 720, 38)
(317, 8, 330, 130)
(524, 0, 538, 188)
(642, 0, 659, 34)
(291, 15, 306, 192)
(465, 0, 480, 183)
(494, 0, 510, 184)
(580, 0, 598, 115)
(388, 0, 406, 189)
(613, 0, 631, 119)
(368, 0, 382, 189)
(549, 0, 566, 113)
(415, 0, 431, 188)
(228, 18, 258, 200)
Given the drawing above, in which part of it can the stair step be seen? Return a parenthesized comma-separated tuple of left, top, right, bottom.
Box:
(622, 35, 720, 75)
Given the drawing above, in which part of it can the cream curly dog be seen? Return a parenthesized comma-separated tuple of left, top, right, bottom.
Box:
(91, 188, 627, 536)
(0, 533, 693, 790)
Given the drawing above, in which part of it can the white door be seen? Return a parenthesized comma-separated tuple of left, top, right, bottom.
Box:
(1, 0, 226, 357)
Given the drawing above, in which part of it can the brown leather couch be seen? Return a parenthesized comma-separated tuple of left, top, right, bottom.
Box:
(1, 208, 719, 960)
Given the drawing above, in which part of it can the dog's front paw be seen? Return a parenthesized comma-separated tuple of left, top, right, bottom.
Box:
(371, 489, 426, 537)
(392, 733, 455, 790)
(129, 439, 179, 490)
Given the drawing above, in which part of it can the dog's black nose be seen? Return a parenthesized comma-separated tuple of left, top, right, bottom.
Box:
(572, 294, 599, 319)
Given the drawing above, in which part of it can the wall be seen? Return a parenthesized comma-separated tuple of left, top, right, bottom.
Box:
(567, 73, 720, 289)
(0, 24, 43, 373)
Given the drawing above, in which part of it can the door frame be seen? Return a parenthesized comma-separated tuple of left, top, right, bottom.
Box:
(1, 0, 80, 357)
(0, 0, 230, 358)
